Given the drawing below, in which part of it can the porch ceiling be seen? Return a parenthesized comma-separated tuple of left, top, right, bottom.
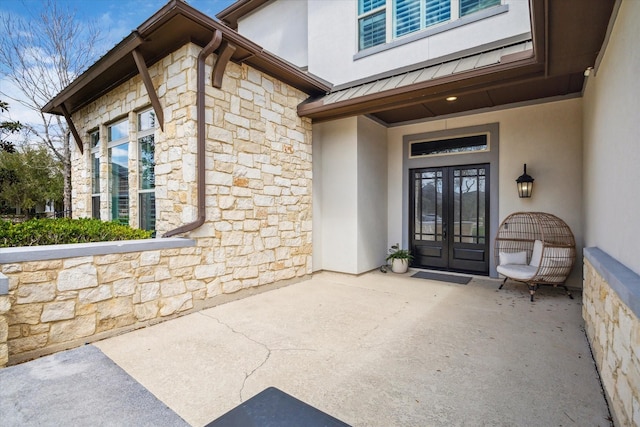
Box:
(297, 0, 616, 126)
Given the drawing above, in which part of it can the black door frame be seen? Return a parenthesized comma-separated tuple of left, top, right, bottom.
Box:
(409, 164, 490, 274)
(402, 123, 500, 278)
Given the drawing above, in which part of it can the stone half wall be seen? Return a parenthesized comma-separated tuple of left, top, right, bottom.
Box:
(71, 41, 313, 292)
(0, 239, 308, 365)
(0, 274, 8, 367)
(582, 249, 640, 427)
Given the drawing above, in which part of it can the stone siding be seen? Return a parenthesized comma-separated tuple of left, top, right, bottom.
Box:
(1, 240, 306, 365)
(0, 288, 8, 367)
(72, 42, 312, 297)
(583, 257, 640, 427)
(0, 41, 314, 365)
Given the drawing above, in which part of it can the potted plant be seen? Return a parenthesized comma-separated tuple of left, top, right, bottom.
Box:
(386, 243, 413, 274)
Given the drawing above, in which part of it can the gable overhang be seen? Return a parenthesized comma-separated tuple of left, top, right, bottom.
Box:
(42, 0, 330, 119)
(296, 0, 615, 125)
(216, 0, 270, 29)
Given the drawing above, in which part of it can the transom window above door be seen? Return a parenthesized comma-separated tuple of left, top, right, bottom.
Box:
(358, 0, 501, 51)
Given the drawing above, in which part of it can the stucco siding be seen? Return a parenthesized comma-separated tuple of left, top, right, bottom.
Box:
(356, 116, 388, 272)
(313, 118, 359, 273)
(237, 0, 309, 68)
(306, 0, 530, 85)
(583, 0, 640, 277)
(387, 98, 583, 285)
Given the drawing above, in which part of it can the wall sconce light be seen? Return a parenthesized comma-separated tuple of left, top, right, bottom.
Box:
(516, 164, 534, 198)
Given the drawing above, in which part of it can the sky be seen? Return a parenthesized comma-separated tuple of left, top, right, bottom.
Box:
(0, 0, 236, 128)
(0, 0, 236, 46)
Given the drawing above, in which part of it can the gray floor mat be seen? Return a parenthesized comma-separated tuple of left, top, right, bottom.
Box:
(0, 345, 189, 427)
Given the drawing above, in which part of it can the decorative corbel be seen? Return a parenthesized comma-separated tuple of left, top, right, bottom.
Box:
(212, 40, 237, 89)
(60, 103, 83, 154)
(132, 48, 165, 131)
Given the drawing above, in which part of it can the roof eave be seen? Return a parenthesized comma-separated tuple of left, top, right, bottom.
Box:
(42, 33, 143, 115)
(43, 0, 329, 116)
(298, 55, 542, 121)
(216, 0, 270, 29)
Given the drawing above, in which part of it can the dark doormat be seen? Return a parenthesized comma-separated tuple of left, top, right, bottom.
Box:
(205, 387, 350, 427)
(411, 271, 472, 284)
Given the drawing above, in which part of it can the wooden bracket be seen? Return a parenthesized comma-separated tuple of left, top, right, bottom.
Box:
(60, 103, 83, 154)
(212, 40, 237, 89)
(132, 48, 165, 131)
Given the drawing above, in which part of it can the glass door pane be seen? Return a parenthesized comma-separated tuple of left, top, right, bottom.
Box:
(414, 170, 443, 242)
(453, 167, 486, 244)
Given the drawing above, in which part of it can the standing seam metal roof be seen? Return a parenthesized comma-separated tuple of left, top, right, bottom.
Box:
(321, 40, 533, 106)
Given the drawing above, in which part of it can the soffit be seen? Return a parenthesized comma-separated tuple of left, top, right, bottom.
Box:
(43, 0, 329, 116)
(297, 0, 615, 125)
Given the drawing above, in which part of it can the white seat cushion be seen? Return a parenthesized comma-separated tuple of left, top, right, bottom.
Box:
(530, 240, 544, 267)
(499, 251, 528, 266)
(497, 264, 537, 281)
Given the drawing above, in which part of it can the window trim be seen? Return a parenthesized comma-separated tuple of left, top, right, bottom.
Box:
(137, 108, 156, 232)
(355, 1, 508, 59)
(89, 130, 101, 219)
(107, 118, 130, 224)
(358, 6, 388, 51)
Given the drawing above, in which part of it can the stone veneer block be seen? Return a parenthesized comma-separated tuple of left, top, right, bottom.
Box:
(41, 301, 76, 323)
(0, 342, 7, 367)
(0, 294, 11, 313)
(49, 316, 96, 344)
(16, 283, 56, 304)
(57, 264, 98, 291)
(583, 248, 640, 427)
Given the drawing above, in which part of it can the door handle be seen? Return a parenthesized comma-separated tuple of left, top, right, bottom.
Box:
(442, 223, 447, 239)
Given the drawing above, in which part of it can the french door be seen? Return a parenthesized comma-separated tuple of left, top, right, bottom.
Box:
(409, 164, 490, 275)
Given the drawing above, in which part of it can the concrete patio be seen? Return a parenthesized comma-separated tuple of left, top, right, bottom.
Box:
(0, 270, 612, 426)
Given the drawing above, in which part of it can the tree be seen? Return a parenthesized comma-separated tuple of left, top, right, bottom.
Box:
(0, 144, 63, 214)
(0, 1, 101, 216)
(0, 100, 22, 153)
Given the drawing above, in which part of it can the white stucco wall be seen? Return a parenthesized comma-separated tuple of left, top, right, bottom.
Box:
(237, 0, 309, 68)
(583, 0, 640, 276)
(387, 98, 584, 286)
(312, 116, 388, 274)
(235, 0, 530, 85)
(313, 118, 359, 273)
(306, 0, 530, 85)
(356, 116, 388, 272)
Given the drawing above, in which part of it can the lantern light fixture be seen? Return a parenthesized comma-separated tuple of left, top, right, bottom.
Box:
(516, 163, 534, 198)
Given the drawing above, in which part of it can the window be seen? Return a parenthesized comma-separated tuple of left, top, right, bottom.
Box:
(359, 0, 387, 50)
(410, 134, 488, 157)
(137, 109, 156, 232)
(90, 131, 100, 219)
(460, 0, 500, 17)
(358, 0, 500, 50)
(108, 119, 129, 225)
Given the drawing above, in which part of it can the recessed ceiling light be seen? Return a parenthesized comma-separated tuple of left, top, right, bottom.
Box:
(446, 96, 458, 102)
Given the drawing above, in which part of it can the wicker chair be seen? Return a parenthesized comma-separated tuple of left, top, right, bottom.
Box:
(494, 212, 576, 301)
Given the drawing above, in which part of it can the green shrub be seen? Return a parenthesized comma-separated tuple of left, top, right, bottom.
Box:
(0, 218, 153, 247)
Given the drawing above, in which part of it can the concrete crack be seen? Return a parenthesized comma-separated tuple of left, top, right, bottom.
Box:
(198, 312, 271, 402)
(358, 301, 410, 349)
